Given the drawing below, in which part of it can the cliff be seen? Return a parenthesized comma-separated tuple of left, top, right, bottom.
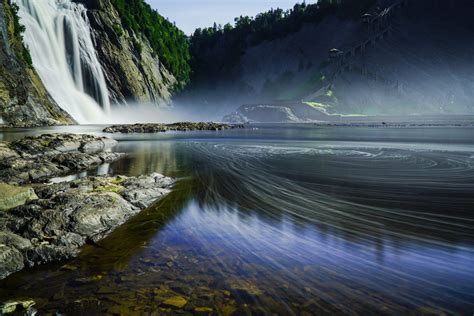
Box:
(185, 0, 474, 116)
(0, 0, 74, 127)
(75, 0, 182, 105)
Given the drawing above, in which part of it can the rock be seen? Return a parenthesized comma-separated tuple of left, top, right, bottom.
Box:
(76, 0, 179, 105)
(0, 232, 32, 250)
(0, 134, 176, 280)
(169, 281, 193, 296)
(103, 122, 244, 134)
(69, 191, 140, 242)
(161, 296, 188, 309)
(0, 142, 19, 160)
(121, 173, 174, 208)
(228, 280, 262, 302)
(0, 134, 123, 184)
(0, 183, 38, 211)
(11, 133, 117, 158)
(0, 244, 24, 280)
(74, 274, 104, 285)
(0, 299, 35, 315)
(0, 1, 74, 127)
(0, 173, 174, 280)
(194, 307, 214, 315)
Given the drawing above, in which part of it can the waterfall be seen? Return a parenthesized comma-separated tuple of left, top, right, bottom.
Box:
(13, 0, 110, 124)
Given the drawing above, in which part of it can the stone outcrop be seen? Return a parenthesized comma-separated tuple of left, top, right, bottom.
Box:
(75, 0, 177, 105)
(0, 0, 74, 127)
(185, 0, 474, 116)
(0, 173, 174, 280)
(103, 122, 244, 134)
(0, 133, 175, 280)
(0, 133, 123, 184)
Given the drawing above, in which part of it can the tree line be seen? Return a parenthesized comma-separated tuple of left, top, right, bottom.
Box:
(189, 0, 375, 84)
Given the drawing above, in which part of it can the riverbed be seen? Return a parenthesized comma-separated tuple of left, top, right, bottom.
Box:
(1, 124, 474, 315)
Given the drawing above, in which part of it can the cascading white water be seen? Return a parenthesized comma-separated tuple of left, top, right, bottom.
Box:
(13, 0, 110, 123)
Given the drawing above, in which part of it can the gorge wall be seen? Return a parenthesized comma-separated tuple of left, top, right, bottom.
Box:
(185, 0, 474, 116)
(0, 0, 74, 127)
(1, 0, 184, 127)
(76, 0, 179, 106)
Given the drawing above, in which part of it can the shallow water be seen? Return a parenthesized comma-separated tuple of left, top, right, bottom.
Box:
(1, 124, 474, 315)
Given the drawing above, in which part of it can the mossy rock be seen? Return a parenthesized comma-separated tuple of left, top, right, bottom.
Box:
(0, 183, 38, 211)
(161, 296, 187, 309)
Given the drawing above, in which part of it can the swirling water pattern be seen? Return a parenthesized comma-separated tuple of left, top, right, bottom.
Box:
(0, 125, 473, 314)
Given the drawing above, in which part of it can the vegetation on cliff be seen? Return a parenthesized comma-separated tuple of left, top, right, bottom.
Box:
(110, 0, 191, 87)
(189, 0, 375, 83)
(6, 0, 32, 67)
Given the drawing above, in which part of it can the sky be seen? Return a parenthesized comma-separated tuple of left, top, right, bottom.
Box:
(146, 0, 317, 35)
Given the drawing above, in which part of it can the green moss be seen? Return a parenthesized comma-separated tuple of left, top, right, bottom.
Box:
(92, 186, 125, 194)
(40, 139, 52, 147)
(110, 177, 126, 185)
(112, 23, 124, 37)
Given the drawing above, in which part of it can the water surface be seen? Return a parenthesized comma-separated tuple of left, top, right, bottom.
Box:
(1, 124, 473, 315)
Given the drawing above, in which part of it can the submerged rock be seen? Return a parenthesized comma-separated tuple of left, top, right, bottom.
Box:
(161, 296, 188, 309)
(103, 122, 244, 134)
(0, 299, 36, 315)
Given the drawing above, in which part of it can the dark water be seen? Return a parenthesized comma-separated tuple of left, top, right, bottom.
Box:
(1, 125, 474, 315)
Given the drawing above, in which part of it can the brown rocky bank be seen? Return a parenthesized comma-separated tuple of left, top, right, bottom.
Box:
(0, 133, 175, 280)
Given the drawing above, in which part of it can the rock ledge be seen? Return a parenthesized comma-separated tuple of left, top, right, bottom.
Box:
(103, 122, 244, 133)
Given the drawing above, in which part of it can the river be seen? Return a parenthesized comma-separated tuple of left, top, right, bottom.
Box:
(1, 124, 473, 315)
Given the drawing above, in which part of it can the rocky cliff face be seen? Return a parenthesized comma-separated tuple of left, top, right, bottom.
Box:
(184, 0, 474, 116)
(0, 0, 74, 127)
(75, 0, 177, 106)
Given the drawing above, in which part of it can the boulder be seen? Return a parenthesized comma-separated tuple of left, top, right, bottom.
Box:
(0, 183, 38, 211)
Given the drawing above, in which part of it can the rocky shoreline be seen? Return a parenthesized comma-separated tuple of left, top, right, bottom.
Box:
(0, 133, 175, 281)
(103, 122, 244, 133)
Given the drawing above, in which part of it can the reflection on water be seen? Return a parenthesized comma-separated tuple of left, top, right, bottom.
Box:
(0, 125, 474, 315)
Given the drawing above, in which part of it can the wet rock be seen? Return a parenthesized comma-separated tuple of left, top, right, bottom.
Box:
(0, 134, 123, 185)
(228, 280, 262, 303)
(11, 133, 117, 157)
(0, 133, 175, 280)
(121, 173, 174, 208)
(74, 274, 104, 285)
(194, 307, 213, 315)
(0, 173, 174, 280)
(60, 264, 78, 271)
(161, 296, 188, 309)
(0, 142, 19, 160)
(0, 244, 24, 280)
(0, 299, 35, 315)
(103, 122, 244, 134)
(169, 282, 193, 296)
(0, 183, 38, 211)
